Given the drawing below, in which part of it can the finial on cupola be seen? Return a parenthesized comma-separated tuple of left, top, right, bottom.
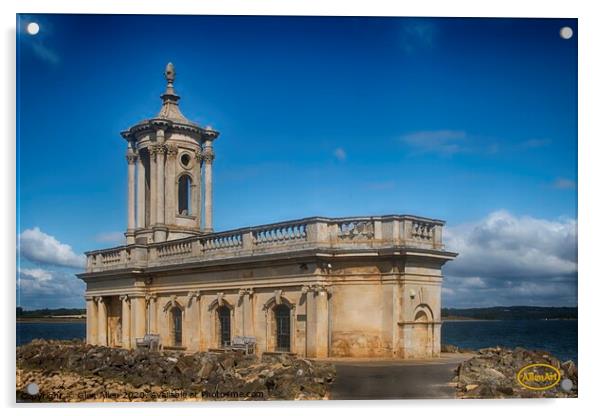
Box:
(163, 62, 176, 96)
(165, 62, 176, 83)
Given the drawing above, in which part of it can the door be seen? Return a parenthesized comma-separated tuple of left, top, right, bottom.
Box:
(275, 304, 291, 351)
(172, 308, 182, 346)
(217, 306, 231, 346)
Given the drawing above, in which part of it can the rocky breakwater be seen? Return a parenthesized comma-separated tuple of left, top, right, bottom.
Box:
(454, 346, 577, 398)
(17, 339, 335, 402)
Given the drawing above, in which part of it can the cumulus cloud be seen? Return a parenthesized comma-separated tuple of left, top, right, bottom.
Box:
(17, 267, 85, 309)
(18, 227, 85, 269)
(19, 268, 52, 282)
(333, 147, 347, 161)
(442, 210, 577, 307)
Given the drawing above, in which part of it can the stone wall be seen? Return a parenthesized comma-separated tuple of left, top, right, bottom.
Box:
(83, 251, 449, 359)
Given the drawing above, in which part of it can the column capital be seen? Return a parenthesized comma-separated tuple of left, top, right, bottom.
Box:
(166, 144, 178, 158)
(187, 290, 201, 306)
(126, 153, 138, 164)
(94, 296, 105, 304)
(145, 293, 158, 302)
(119, 294, 130, 303)
(187, 290, 201, 300)
(302, 284, 332, 295)
(149, 144, 167, 157)
(128, 293, 147, 300)
(201, 147, 215, 163)
(238, 288, 254, 298)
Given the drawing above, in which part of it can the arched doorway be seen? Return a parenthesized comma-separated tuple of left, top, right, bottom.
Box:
(171, 307, 183, 346)
(275, 304, 291, 352)
(414, 310, 430, 356)
(217, 305, 231, 347)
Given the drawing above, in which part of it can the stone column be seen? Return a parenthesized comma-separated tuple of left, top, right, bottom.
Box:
(202, 141, 215, 232)
(187, 291, 201, 351)
(85, 296, 98, 345)
(304, 286, 316, 357)
(195, 150, 203, 229)
(155, 142, 167, 242)
(132, 295, 147, 342)
(304, 285, 330, 358)
(97, 297, 108, 346)
(149, 146, 158, 228)
(239, 288, 254, 337)
(120, 295, 131, 349)
(314, 287, 330, 358)
(165, 145, 177, 225)
(156, 146, 165, 224)
(136, 152, 146, 229)
(126, 152, 137, 244)
(147, 294, 158, 334)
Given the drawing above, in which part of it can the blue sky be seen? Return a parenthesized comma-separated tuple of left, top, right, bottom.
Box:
(16, 15, 577, 309)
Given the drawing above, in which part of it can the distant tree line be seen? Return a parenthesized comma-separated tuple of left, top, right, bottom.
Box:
(442, 306, 577, 320)
(16, 307, 86, 317)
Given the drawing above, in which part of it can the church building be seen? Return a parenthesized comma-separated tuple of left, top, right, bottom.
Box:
(78, 64, 457, 358)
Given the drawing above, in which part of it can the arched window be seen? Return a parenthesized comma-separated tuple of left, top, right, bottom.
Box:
(217, 306, 231, 347)
(178, 175, 192, 215)
(274, 304, 291, 352)
(171, 307, 183, 346)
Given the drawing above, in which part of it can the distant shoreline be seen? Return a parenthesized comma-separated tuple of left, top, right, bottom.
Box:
(17, 317, 577, 323)
(443, 318, 577, 322)
(17, 317, 85, 323)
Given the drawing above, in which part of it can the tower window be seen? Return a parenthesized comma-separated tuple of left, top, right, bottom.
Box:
(180, 153, 191, 168)
(178, 175, 192, 215)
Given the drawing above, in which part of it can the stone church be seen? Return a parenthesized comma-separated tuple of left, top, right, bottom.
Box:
(78, 63, 457, 359)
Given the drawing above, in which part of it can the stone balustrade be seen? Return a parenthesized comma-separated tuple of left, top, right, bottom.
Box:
(85, 215, 446, 272)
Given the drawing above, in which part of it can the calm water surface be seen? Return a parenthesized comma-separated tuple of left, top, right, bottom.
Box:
(442, 319, 577, 362)
(17, 319, 577, 362)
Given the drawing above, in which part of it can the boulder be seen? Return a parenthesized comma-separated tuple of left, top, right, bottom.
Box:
(454, 346, 577, 399)
(16, 340, 335, 402)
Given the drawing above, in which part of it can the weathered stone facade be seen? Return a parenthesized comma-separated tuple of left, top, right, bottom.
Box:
(78, 64, 457, 359)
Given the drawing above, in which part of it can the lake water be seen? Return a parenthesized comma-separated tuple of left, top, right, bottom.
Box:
(16, 319, 577, 362)
(442, 320, 577, 362)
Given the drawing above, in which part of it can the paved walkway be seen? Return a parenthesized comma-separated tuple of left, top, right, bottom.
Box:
(323, 353, 472, 400)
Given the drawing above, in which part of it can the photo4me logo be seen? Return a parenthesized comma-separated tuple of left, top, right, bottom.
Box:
(516, 364, 561, 391)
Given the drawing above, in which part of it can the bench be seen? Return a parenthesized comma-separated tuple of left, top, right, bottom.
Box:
(135, 333, 161, 351)
(224, 336, 256, 355)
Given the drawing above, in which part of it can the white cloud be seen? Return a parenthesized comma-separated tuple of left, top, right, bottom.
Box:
(553, 178, 576, 190)
(17, 267, 85, 308)
(400, 20, 437, 53)
(401, 130, 467, 155)
(19, 268, 52, 282)
(95, 231, 125, 244)
(18, 227, 85, 269)
(333, 147, 347, 161)
(442, 210, 577, 307)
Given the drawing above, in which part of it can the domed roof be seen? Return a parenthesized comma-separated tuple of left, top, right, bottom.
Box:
(121, 63, 219, 141)
(156, 62, 196, 125)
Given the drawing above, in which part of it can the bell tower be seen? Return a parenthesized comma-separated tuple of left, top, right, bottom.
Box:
(121, 63, 219, 244)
